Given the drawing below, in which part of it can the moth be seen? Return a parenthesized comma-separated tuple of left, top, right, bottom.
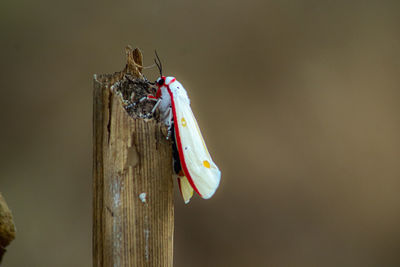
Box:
(145, 54, 221, 203)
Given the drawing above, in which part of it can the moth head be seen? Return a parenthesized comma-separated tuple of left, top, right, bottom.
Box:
(156, 76, 166, 86)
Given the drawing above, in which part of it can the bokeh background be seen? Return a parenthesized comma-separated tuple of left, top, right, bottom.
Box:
(1, 0, 400, 266)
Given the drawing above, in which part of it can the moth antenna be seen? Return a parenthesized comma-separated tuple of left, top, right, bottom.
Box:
(154, 50, 163, 77)
(154, 58, 161, 75)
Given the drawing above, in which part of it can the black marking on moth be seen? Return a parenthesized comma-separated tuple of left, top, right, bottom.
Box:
(171, 124, 182, 175)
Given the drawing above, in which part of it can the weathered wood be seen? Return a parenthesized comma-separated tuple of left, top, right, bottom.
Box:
(93, 47, 174, 267)
(0, 193, 16, 264)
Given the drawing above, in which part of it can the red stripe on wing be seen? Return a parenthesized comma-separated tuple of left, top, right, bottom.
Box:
(166, 84, 202, 197)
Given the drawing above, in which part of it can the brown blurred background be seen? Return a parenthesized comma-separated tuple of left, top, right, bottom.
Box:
(1, 0, 400, 266)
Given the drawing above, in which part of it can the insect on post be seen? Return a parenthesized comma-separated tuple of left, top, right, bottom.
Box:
(93, 46, 173, 267)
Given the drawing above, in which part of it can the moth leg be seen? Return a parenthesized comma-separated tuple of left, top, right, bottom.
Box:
(139, 95, 158, 102)
(125, 102, 136, 109)
(165, 107, 173, 139)
(150, 98, 161, 114)
(140, 95, 160, 118)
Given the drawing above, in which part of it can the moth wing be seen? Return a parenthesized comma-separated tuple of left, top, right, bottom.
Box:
(177, 176, 194, 204)
(174, 95, 221, 199)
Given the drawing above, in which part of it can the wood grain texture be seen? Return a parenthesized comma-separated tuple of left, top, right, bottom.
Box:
(93, 47, 174, 267)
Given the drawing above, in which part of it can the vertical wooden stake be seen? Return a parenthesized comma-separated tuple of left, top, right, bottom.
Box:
(93, 47, 174, 267)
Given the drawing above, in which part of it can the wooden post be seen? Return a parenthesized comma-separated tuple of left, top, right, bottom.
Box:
(93, 47, 174, 267)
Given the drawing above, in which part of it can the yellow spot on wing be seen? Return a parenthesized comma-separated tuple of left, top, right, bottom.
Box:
(203, 160, 211, 169)
(181, 118, 187, 127)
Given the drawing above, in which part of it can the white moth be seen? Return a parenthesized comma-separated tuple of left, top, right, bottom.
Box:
(148, 75, 221, 203)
